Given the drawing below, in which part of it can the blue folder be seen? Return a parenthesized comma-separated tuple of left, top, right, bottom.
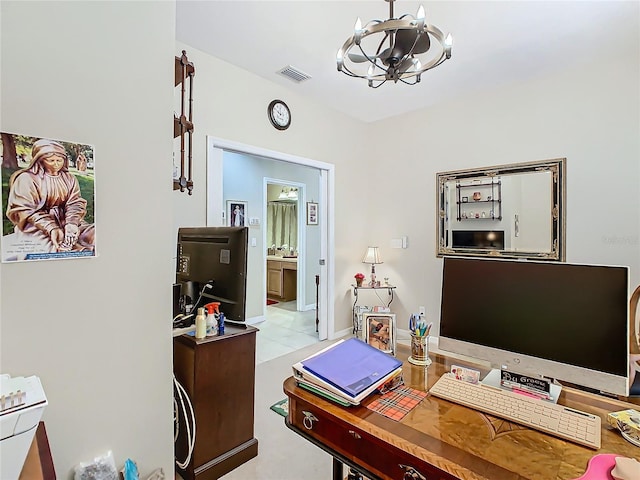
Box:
(301, 338, 402, 398)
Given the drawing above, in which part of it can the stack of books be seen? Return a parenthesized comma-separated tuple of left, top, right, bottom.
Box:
(292, 338, 403, 406)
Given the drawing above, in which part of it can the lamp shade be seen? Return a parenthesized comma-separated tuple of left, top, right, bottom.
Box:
(362, 247, 382, 265)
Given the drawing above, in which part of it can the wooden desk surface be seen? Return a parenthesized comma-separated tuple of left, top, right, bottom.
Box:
(283, 345, 640, 480)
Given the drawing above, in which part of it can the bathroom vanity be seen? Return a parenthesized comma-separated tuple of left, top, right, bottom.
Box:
(266, 255, 297, 301)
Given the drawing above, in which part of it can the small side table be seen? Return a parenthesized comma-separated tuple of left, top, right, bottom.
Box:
(351, 284, 396, 336)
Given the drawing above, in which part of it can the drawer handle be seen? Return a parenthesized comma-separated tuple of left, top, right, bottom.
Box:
(302, 411, 318, 430)
(399, 464, 427, 480)
(348, 430, 362, 439)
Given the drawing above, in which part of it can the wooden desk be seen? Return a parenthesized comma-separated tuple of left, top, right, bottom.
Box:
(283, 346, 640, 480)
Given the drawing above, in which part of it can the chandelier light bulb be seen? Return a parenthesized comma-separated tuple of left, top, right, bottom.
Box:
(445, 33, 453, 47)
(368, 63, 375, 77)
(417, 5, 425, 20)
(354, 17, 362, 33)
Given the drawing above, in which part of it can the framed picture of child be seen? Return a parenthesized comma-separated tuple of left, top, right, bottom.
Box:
(363, 313, 396, 355)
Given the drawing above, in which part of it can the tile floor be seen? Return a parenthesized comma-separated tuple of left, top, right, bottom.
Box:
(255, 300, 321, 364)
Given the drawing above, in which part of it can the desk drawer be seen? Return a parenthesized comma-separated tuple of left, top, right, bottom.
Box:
(289, 397, 456, 480)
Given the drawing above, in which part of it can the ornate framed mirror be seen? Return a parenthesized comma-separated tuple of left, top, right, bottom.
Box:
(436, 158, 566, 261)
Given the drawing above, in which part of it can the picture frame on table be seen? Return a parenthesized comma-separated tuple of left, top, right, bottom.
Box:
(306, 202, 318, 225)
(227, 200, 247, 227)
(363, 313, 396, 355)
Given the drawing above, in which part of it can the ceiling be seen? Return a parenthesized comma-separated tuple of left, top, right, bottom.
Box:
(176, 1, 639, 123)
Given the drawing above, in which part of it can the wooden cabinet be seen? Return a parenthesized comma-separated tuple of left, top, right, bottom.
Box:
(266, 259, 297, 301)
(173, 326, 258, 480)
(267, 260, 283, 297)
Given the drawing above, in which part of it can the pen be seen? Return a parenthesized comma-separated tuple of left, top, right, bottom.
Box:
(425, 322, 433, 336)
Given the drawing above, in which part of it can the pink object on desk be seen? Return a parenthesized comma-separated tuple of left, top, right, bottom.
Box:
(572, 454, 619, 480)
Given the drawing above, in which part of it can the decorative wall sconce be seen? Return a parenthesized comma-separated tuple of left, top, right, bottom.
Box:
(174, 50, 195, 194)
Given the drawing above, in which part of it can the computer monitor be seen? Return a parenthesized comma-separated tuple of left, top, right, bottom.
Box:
(439, 257, 629, 396)
(176, 226, 248, 323)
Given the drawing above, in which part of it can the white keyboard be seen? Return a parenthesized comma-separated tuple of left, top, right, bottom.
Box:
(429, 373, 601, 449)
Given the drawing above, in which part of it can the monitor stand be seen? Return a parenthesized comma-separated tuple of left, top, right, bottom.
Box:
(481, 369, 562, 404)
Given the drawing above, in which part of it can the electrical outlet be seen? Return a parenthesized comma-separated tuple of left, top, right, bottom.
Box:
(419, 306, 426, 315)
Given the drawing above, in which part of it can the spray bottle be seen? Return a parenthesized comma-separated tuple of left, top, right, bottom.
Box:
(195, 307, 207, 339)
(204, 302, 220, 337)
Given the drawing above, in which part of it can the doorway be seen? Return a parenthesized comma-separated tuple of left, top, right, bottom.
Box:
(206, 137, 334, 341)
(265, 181, 302, 310)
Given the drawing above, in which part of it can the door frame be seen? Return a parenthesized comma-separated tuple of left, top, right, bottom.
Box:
(206, 136, 334, 340)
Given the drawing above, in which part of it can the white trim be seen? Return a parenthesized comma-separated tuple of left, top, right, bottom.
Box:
(206, 136, 334, 341)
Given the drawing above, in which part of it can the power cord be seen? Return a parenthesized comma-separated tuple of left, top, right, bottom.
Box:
(173, 374, 196, 469)
(193, 281, 214, 310)
(172, 282, 213, 328)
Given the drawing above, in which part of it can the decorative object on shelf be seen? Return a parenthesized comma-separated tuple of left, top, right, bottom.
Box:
(461, 196, 468, 202)
(473, 191, 481, 201)
(226, 200, 247, 227)
(354, 272, 365, 287)
(267, 99, 291, 130)
(336, 0, 452, 88)
(174, 50, 195, 194)
(383, 277, 390, 286)
(306, 201, 318, 225)
(363, 313, 396, 355)
(362, 246, 382, 286)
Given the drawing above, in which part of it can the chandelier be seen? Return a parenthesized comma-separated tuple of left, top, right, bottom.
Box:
(336, 0, 452, 88)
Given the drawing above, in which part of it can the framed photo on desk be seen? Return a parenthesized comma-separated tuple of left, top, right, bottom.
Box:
(363, 313, 395, 355)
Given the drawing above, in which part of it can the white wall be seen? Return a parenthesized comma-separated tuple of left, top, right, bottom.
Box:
(1, 3, 637, 477)
(1, 1, 175, 477)
(369, 50, 640, 336)
(173, 41, 371, 334)
(176, 33, 640, 340)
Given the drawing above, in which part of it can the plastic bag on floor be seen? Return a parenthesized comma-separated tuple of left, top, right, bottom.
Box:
(74, 450, 118, 480)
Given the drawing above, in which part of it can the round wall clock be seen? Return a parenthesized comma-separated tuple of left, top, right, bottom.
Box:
(267, 99, 291, 130)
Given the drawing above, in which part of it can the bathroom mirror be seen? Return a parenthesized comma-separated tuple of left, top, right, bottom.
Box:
(436, 158, 566, 261)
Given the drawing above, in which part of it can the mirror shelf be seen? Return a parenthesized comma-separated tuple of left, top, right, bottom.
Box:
(436, 158, 566, 261)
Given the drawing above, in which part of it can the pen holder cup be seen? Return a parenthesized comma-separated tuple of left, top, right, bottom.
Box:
(408, 334, 431, 366)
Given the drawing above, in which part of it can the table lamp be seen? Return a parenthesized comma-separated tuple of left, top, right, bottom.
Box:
(362, 247, 382, 286)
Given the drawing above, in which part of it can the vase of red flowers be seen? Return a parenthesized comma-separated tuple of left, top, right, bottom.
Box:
(354, 273, 365, 287)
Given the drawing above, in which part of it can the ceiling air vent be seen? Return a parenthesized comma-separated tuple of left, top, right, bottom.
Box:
(277, 65, 311, 83)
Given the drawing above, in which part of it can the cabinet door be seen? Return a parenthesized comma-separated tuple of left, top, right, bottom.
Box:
(267, 263, 282, 297)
